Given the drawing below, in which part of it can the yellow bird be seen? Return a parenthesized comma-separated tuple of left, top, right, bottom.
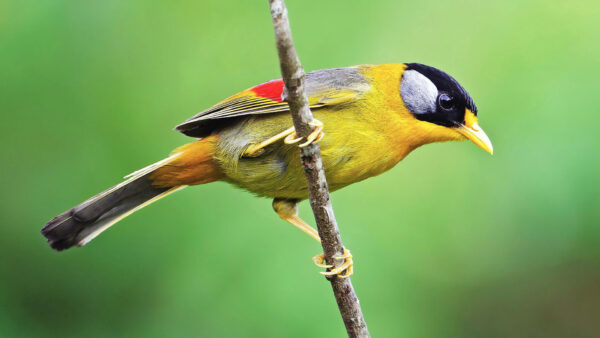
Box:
(42, 63, 493, 278)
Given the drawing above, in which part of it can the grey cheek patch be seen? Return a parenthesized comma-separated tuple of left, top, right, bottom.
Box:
(400, 70, 438, 115)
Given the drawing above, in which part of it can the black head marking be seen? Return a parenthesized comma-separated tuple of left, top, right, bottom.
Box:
(401, 63, 476, 127)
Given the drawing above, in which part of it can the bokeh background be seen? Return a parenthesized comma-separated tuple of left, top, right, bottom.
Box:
(1, 0, 599, 337)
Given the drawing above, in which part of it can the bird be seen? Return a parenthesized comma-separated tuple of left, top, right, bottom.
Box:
(42, 63, 493, 278)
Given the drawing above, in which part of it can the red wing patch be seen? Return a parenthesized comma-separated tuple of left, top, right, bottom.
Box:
(250, 79, 285, 102)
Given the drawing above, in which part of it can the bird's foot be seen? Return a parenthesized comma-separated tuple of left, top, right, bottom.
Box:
(284, 119, 324, 148)
(313, 248, 354, 278)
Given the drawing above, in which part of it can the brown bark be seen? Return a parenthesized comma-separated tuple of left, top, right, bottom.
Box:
(268, 1, 370, 337)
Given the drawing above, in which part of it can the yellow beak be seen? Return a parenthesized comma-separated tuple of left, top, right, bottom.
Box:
(456, 109, 494, 155)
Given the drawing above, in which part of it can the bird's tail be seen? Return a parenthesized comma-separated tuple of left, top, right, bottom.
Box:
(42, 135, 221, 251)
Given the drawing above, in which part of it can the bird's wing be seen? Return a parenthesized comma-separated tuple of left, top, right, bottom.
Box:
(175, 67, 371, 137)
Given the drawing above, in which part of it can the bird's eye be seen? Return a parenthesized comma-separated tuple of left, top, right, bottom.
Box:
(438, 93, 454, 110)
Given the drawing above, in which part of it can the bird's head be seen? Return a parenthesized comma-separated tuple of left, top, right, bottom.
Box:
(399, 63, 493, 154)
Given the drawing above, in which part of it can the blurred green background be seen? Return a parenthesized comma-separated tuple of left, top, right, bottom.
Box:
(1, 0, 599, 337)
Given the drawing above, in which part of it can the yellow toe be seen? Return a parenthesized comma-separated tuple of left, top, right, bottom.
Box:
(315, 248, 354, 278)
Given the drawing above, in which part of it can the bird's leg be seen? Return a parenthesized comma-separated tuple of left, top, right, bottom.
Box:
(272, 198, 320, 241)
(242, 126, 296, 157)
(272, 198, 354, 278)
(242, 119, 324, 158)
(284, 119, 325, 148)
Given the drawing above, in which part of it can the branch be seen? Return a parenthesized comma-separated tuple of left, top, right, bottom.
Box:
(268, 1, 370, 337)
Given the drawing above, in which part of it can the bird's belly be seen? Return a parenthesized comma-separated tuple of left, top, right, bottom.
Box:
(214, 110, 404, 200)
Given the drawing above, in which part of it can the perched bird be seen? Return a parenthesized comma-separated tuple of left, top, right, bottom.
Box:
(42, 63, 492, 278)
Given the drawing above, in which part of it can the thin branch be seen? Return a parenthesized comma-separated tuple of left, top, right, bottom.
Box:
(268, 1, 370, 337)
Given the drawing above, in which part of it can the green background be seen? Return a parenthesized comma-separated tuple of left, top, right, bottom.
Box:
(1, 1, 599, 337)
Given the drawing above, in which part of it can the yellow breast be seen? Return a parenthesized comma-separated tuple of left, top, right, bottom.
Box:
(216, 64, 465, 199)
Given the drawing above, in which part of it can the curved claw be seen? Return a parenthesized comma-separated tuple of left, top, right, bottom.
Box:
(283, 119, 325, 148)
(315, 248, 354, 279)
(299, 120, 324, 148)
(284, 133, 303, 144)
(312, 253, 333, 268)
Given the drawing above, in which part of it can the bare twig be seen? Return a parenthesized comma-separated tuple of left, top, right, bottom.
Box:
(268, 1, 370, 337)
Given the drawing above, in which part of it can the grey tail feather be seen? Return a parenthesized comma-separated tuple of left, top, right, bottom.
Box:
(41, 165, 185, 251)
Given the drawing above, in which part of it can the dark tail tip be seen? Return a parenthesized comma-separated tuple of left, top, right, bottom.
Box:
(41, 210, 83, 251)
(42, 173, 175, 251)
